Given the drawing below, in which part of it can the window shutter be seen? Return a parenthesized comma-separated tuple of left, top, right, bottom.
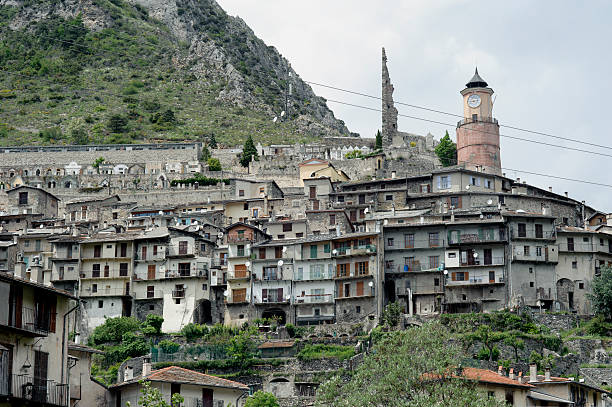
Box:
(451, 272, 456, 281)
(278, 288, 283, 300)
(457, 196, 462, 208)
(262, 289, 267, 300)
(437, 176, 441, 189)
(465, 271, 469, 281)
(50, 297, 57, 333)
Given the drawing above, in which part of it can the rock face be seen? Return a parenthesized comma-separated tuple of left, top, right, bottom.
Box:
(0, 0, 350, 140)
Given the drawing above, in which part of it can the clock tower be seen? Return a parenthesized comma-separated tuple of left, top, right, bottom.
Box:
(456, 68, 501, 174)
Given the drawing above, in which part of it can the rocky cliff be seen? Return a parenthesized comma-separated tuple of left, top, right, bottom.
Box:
(0, 0, 351, 146)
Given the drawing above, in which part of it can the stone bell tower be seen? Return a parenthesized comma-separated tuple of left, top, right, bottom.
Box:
(456, 68, 502, 174)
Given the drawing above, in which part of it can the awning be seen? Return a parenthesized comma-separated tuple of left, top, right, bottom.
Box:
(528, 390, 574, 405)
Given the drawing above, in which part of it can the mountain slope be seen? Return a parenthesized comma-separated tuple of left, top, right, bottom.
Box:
(0, 0, 351, 147)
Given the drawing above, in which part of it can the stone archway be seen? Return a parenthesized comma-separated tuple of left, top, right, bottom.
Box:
(556, 278, 575, 311)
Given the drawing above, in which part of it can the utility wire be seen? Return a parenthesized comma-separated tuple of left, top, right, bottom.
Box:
(325, 99, 612, 159)
(501, 168, 612, 189)
(307, 81, 612, 151)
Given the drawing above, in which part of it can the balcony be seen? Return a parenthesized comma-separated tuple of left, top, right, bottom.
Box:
(332, 245, 377, 257)
(558, 243, 595, 253)
(134, 252, 166, 261)
(2, 306, 55, 337)
(512, 253, 556, 263)
(254, 296, 290, 305)
(295, 293, 333, 304)
(80, 270, 130, 279)
(385, 262, 424, 273)
(457, 116, 498, 127)
(167, 245, 195, 257)
(448, 232, 507, 245)
(211, 258, 228, 267)
(81, 287, 131, 297)
(447, 276, 505, 286)
(163, 268, 208, 279)
(457, 257, 505, 267)
(228, 270, 249, 280)
(227, 234, 255, 243)
(294, 271, 334, 281)
(133, 290, 164, 300)
(7, 374, 68, 406)
(510, 229, 556, 240)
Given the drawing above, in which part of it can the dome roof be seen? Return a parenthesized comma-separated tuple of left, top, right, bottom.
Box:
(466, 67, 488, 88)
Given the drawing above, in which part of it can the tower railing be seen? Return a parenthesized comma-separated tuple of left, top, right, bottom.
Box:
(457, 116, 498, 127)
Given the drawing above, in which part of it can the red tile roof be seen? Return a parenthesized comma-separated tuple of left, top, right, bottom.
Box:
(258, 340, 295, 349)
(111, 366, 248, 391)
(460, 367, 533, 389)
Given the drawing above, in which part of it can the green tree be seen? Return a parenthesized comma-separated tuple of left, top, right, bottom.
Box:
(88, 316, 141, 345)
(240, 135, 259, 167)
(588, 266, 612, 320)
(201, 145, 211, 162)
(503, 331, 525, 362)
(435, 131, 457, 167)
(108, 114, 128, 133)
(209, 133, 218, 149)
(71, 128, 89, 145)
(469, 325, 505, 362)
(227, 328, 258, 370)
(92, 157, 105, 174)
(315, 323, 506, 407)
(375, 129, 383, 150)
(382, 302, 403, 328)
(134, 380, 184, 407)
(207, 157, 222, 171)
(141, 314, 164, 336)
(245, 391, 279, 407)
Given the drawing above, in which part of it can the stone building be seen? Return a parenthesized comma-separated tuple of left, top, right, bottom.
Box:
(5, 185, 59, 219)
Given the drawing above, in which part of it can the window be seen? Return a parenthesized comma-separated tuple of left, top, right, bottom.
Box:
(349, 210, 357, 222)
(275, 246, 283, 259)
(356, 306, 361, 314)
(489, 271, 495, 283)
(200, 243, 206, 252)
(536, 246, 542, 257)
(567, 237, 575, 251)
(529, 267, 533, 273)
(94, 245, 101, 258)
(310, 245, 318, 259)
(113, 212, 118, 220)
(237, 245, 245, 257)
(283, 223, 292, 232)
(524, 246, 530, 256)
(120, 243, 127, 257)
(485, 179, 492, 189)
(583, 237, 589, 243)
(452, 271, 467, 281)
(259, 248, 266, 259)
(119, 263, 128, 276)
(356, 261, 368, 275)
(434, 278, 440, 286)
(535, 224, 543, 238)
(92, 264, 100, 278)
(429, 256, 439, 270)
(518, 223, 526, 238)
(324, 243, 330, 253)
(429, 232, 439, 247)
(578, 282, 584, 289)
(337, 195, 344, 203)
(329, 214, 336, 225)
(81, 205, 87, 220)
(92, 284, 97, 293)
(18, 192, 28, 205)
(104, 265, 110, 277)
(98, 300, 103, 308)
(386, 195, 393, 201)
(243, 203, 248, 210)
(439, 176, 450, 189)
(309, 186, 316, 199)
(359, 208, 365, 219)
(239, 189, 244, 197)
(404, 234, 414, 248)
(277, 234, 285, 239)
(470, 177, 480, 186)
(337, 263, 348, 278)
(387, 238, 394, 247)
(572, 261, 577, 269)
(450, 196, 459, 208)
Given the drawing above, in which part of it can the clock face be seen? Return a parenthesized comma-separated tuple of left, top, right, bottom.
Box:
(467, 94, 481, 108)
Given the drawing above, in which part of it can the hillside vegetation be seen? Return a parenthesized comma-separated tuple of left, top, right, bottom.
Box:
(0, 0, 350, 147)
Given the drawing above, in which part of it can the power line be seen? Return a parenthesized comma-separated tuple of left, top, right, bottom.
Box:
(501, 168, 612, 189)
(324, 98, 612, 159)
(307, 81, 612, 151)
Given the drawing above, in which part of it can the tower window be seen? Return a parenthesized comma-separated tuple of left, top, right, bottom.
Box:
(472, 114, 478, 121)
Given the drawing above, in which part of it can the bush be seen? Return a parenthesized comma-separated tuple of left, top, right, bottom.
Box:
(382, 302, 403, 327)
(477, 346, 500, 361)
(107, 114, 128, 133)
(245, 391, 279, 407)
(159, 340, 180, 353)
(584, 315, 612, 336)
(285, 323, 306, 338)
(182, 323, 205, 342)
(142, 314, 164, 336)
(89, 317, 141, 345)
(207, 157, 222, 171)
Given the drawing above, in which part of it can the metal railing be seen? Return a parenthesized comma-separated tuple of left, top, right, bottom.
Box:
(295, 293, 333, 304)
(211, 258, 228, 267)
(133, 290, 164, 300)
(457, 116, 498, 127)
(332, 245, 377, 257)
(134, 252, 166, 261)
(11, 374, 68, 406)
(4, 306, 55, 335)
(294, 271, 334, 281)
(558, 242, 597, 252)
(164, 268, 208, 278)
(227, 234, 256, 243)
(81, 287, 130, 297)
(448, 232, 507, 245)
(510, 229, 556, 240)
(459, 256, 504, 267)
(512, 253, 552, 262)
(385, 262, 423, 273)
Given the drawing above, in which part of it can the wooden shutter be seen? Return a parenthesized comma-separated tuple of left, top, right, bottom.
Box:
(262, 289, 267, 301)
(356, 281, 364, 296)
(147, 265, 156, 280)
(278, 288, 283, 301)
(451, 272, 457, 281)
(49, 297, 56, 333)
(457, 196, 462, 209)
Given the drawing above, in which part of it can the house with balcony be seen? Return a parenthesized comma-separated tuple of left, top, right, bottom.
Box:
(17, 229, 59, 285)
(505, 211, 558, 312)
(332, 232, 379, 322)
(250, 239, 295, 325)
(0, 270, 77, 407)
(293, 236, 336, 325)
(383, 218, 445, 316)
(224, 223, 271, 326)
(555, 226, 612, 314)
(78, 232, 138, 332)
(443, 214, 508, 313)
(48, 235, 82, 296)
(132, 227, 214, 332)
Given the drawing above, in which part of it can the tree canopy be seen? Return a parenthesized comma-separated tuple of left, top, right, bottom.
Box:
(315, 323, 507, 407)
(240, 135, 259, 167)
(589, 266, 612, 320)
(435, 131, 457, 167)
(244, 391, 279, 407)
(375, 129, 383, 150)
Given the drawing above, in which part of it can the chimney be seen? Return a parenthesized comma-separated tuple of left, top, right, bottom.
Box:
(142, 358, 151, 378)
(548, 186, 552, 192)
(529, 364, 538, 383)
(516, 177, 520, 183)
(564, 192, 568, 197)
(498, 366, 503, 376)
(335, 224, 341, 237)
(509, 368, 515, 380)
(545, 367, 551, 381)
(124, 365, 134, 382)
(391, 171, 396, 179)
(517, 371, 523, 384)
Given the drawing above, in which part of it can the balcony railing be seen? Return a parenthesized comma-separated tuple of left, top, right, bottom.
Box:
(227, 234, 255, 243)
(295, 293, 333, 304)
(457, 116, 498, 127)
(512, 253, 552, 262)
(4, 306, 55, 336)
(133, 290, 164, 300)
(81, 269, 130, 279)
(332, 245, 377, 257)
(211, 258, 228, 267)
(134, 252, 166, 261)
(457, 257, 504, 267)
(229, 270, 249, 279)
(385, 262, 426, 273)
(164, 268, 208, 279)
(558, 243, 595, 252)
(254, 295, 290, 304)
(81, 287, 130, 297)
(510, 229, 556, 240)
(167, 245, 194, 257)
(294, 271, 334, 281)
(448, 232, 507, 245)
(10, 374, 68, 406)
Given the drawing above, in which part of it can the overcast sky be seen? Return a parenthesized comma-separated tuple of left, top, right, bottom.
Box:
(217, 0, 612, 212)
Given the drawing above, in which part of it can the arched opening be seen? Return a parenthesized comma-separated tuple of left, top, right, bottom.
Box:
(556, 278, 575, 311)
(385, 280, 396, 304)
(194, 299, 212, 324)
(261, 308, 286, 325)
(36, 169, 41, 176)
(270, 378, 290, 383)
(64, 181, 71, 189)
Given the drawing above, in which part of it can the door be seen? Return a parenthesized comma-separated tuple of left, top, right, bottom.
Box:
(309, 186, 316, 199)
(484, 249, 492, 265)
(202, 388, 213, 407)
(33, 350, 49, 403)
(344, 283, 350, 298)
(489, 271, 495, 283)
(356, 281, 364, 296)
(141, 246, 147, 260)
(147, 265, 156, 280)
